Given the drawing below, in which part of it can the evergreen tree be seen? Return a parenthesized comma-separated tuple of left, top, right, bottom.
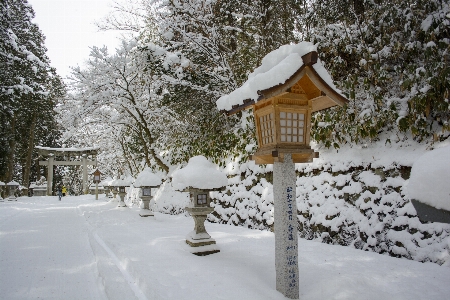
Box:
(0, 0, 64, 189)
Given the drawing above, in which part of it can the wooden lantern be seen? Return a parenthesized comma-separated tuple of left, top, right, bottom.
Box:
(225, 51, 348, 164)
(91, 169, 103, 184)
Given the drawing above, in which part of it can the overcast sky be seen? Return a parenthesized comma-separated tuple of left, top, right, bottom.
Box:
(27, 0, 123, 81)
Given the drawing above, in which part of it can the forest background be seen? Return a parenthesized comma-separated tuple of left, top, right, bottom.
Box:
(1, 0, 449, 194)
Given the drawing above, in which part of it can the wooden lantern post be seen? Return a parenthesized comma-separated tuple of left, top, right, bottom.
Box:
(220, 50, 348, 299)
(91, 169, 103, 200)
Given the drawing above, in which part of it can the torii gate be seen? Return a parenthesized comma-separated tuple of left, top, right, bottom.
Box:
(36, 147, 98, 196)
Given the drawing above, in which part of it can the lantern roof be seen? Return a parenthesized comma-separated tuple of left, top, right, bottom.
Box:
(113, 176, 133, 187)
(172, 156, 228, 191)
(134, 167, 162, 188)
(7, 181, 19, 186)
(216, 42, 347, 115)
(99, 177, 114, 186)
(0, 181, 5, 186)
(90, 168, 104, 175)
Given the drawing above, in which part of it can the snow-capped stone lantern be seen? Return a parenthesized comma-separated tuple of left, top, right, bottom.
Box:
(115, 177, 133, 207)
(216, 43, 348, 299)
(408, 144, 450, 224)
(7, 181, 20, 201)
(100, 177, 114, 198)
(90, 169, 103, 200)
(172, 156, 228, 256)
(134, 168, 162, 217)
(0, 181, 5, 201)
(110, 179, 119, 200)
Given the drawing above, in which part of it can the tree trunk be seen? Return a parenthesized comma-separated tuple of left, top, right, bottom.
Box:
(22, 115, 37, 194)
(5, 113, 17, 183)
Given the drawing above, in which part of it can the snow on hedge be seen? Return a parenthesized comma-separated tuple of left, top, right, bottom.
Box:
(407, 143, 450, 211)
(134, 167, 162, 187)
(172, 156, 228, 190)
(216, 42, 343, 111)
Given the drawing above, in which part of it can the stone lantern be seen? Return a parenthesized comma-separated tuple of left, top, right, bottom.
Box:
(0, 181, 5, 201)
(115, 177, 133, 207)
(216, 43, 348, 299)
(7, 181, 20, 201)
(110, 179, 119, 200)
(172, 156, 228, 256)
(90, 169, 103, 200)
(100, 177, 114, 198)
(134, 168, 162, 217)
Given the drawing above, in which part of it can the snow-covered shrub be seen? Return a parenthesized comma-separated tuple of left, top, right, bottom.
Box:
(208, 156, 450, 266)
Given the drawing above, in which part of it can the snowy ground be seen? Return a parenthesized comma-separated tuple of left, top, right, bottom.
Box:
(1, 195, 449, 300)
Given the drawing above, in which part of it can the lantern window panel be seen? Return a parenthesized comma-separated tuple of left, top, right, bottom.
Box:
(143, 188, 152, 196)
(279, 111, 306, 144)
(259, 113, 275, 146)
(197, 194, 207, 205)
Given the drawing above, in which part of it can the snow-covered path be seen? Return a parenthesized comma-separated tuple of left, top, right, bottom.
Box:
(1, 195, 449, 300)
(0, 196, 107, 299)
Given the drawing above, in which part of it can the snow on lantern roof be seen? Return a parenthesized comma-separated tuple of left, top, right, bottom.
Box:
(7, 181, 19, 186)
(113, 177, 133, 187)
(100, 177, 113, 186)
(408, 144, 450, 211)
(134, 168, 162, 188)
(172, 156, 228, 191)
(0, 181, 5, 186)
(216, 42, 347, 114)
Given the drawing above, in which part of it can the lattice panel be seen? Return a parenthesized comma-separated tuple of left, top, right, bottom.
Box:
(291, 82, 306, 94)
(259, 113, 275, 145)
(280, 111, 305, 143)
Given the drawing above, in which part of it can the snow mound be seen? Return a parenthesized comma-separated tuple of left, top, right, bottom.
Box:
(134, 167, 162, 187)
(172, 156, 227, 190)
(408, 144, 450, 211)
(216, 42, 342, 111)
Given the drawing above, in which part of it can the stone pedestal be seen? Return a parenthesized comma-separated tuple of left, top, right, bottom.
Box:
(117, 192, 127, 207)
(139, 195, 154, 217)
(274, 153, 299, 299)
(8, 188, 17, 201)
(185, 206, 219, 256)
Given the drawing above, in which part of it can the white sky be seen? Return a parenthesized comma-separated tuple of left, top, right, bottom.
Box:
(27, 0, 124, 81)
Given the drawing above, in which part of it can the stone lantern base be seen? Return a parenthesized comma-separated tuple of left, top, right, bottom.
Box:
(139, 196, 154, 217)
(117, 192, 127, 207)
(185, 206, 220, 256)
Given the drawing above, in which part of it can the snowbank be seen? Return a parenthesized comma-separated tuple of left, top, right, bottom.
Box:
(407, 144, 450, 211)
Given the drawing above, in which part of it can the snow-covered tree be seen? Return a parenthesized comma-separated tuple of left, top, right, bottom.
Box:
(61, 39, 170, 174)
(303, 0, 450, 146)
(0, 0, 64, 187)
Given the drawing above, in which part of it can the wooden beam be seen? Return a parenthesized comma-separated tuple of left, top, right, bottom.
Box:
(311, 95, 338, 112)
